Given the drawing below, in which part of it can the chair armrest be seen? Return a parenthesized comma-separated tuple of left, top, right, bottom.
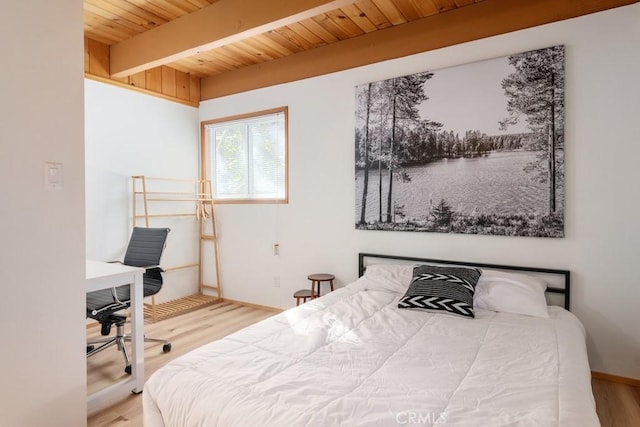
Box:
(90, 262, 162, 317)
(108, 260, 163, 271)
(138, 264, 165, 273)
(110, 287, 127, 306)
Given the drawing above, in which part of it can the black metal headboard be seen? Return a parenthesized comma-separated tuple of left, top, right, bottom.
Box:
(358, 253, 571, 310)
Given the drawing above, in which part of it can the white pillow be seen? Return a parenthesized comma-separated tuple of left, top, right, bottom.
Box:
(474, 269, 549, 317)
(360, 263, 414, 294)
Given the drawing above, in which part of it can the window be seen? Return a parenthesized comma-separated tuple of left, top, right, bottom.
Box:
(202, 107, 288, 203)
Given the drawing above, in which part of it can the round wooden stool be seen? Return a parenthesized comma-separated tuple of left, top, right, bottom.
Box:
(308, 273, 335, 298)
(293, 289, 313, 306)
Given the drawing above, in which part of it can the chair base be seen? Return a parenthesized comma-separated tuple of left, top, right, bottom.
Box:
(130, 335, 172, 353)
(87, 323, 171, 374)
(87, 322, 131, 373)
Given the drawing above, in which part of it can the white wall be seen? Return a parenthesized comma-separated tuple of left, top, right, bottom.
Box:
(0, 1, 87, 425)
(200, 5, 640, 379)
(85, 80, 201, 302)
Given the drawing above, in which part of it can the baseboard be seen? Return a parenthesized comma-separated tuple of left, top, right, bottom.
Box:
(592, 371, 640, 387)
(221, 298, 283, 313)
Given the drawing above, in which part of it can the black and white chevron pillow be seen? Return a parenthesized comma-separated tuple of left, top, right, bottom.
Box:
(398, 265, 481, 318)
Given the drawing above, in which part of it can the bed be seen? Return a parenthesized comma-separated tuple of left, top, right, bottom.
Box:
(143, 253, 599, 426)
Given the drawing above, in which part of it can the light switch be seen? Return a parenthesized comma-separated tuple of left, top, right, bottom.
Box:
(44, 162, 63, 189)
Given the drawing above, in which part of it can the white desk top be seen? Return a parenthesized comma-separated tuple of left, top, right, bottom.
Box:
(86, 260, 144, 293)
(86, 259, 142, 280)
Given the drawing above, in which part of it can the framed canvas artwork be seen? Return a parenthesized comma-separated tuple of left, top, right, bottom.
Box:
(355, 45, 565, 237)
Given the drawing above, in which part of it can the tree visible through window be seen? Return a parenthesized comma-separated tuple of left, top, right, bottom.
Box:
(202, 107, 288, 203)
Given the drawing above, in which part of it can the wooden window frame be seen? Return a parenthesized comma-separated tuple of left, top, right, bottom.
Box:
(201, 106, 289, 204)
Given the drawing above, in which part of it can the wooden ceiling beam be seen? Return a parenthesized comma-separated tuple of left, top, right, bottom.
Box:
(110, 0, 354, 77)
(200, 0, 637, 100)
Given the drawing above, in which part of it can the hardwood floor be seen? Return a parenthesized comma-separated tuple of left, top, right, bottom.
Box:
(87, 301, 277, 426)
(87, 303, 640, 426)
(593, 378, 640, 427)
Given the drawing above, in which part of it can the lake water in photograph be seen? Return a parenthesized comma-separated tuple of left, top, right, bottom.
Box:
(355, 150, 559, 223)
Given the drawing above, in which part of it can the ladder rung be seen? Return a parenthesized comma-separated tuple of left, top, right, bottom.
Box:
(201, 235, 216, 240)
(134, 191, 212, 196)
(143, 198, 212, 202)
(134, 213, 196, 218)
(165, 263, 199, 271)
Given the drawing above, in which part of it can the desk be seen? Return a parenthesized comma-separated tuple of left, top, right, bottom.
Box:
(86, 260, 144, 414)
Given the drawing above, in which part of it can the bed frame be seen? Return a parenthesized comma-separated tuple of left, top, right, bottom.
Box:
(358, 252, 571, 310)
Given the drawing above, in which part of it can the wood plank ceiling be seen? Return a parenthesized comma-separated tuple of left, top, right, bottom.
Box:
(85, 0, 479, 79)
(83, 0, 637, 101)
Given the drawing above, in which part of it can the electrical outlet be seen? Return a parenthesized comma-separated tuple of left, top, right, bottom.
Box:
(273, 276, 280, 287)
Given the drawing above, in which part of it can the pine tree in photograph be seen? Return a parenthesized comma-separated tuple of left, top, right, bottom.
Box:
(384, 72, 433, 223)
(355, 80, 392, 224)
(500, 45, 565, 215)
(431, 198, 454, 227)
(356, 82, 374, 225)
(356, 72, 432, 225)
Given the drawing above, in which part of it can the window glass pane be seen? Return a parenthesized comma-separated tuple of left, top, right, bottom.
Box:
(213, 124, 248, 197)
(250, 118, 283, 198)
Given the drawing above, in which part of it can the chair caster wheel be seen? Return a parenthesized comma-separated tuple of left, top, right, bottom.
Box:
(162, 343, 172, 353)
(86, 345, 95, 353)
(125, 365, 132, 375)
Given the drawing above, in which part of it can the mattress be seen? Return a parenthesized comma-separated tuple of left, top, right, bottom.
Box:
(143, 273, 599, 426)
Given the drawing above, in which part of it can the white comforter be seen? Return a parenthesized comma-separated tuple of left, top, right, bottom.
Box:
(143, 275, 599, 426)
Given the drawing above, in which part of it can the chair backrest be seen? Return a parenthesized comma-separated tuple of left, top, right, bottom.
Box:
(123, 227, 170, 268)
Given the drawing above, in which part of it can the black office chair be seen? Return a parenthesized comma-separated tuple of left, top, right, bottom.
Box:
(86, 227, 172, 374)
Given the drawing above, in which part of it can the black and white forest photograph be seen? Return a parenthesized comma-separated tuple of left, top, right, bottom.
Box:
(355, 45, 565, 237)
